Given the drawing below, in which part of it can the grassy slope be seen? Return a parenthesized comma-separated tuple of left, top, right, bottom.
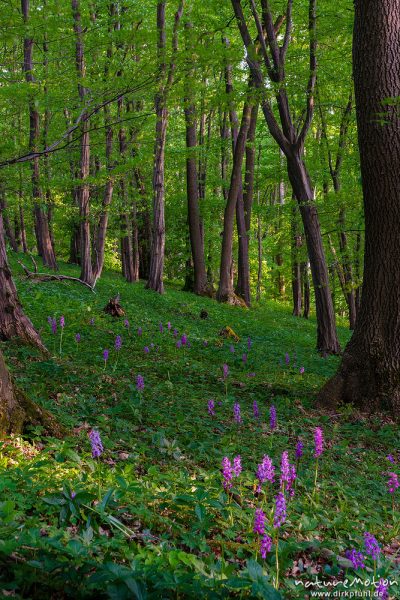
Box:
(0, 257, 399, 599)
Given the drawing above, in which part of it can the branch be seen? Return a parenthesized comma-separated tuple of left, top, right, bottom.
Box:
(166, 1, 185, 91)
(248, 0, 273, 76)
(260, 0, 281, 75)
(280, 0, 293, 62)
(17, 261, 96, 292)
(0, 78, 154, 168)
(296, 0, 317, 152)
(231, 0, 289, 153)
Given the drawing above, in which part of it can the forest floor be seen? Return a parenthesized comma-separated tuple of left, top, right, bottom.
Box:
(0, 257, 399, 599)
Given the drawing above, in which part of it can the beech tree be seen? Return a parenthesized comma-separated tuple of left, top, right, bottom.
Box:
(319, 0, 400, 412)
(231, 0, 340, 354)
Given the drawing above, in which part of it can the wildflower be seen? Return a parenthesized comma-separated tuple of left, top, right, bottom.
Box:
(287, 464, 296, 497)
(167, 321, 171, 330)
(203, 340, 208, 347)
(136, 374, 144, 391)
(150, 343, 154, 348)
(387, 454, 395, 463)
(295, 439, 304, 459)
(159, 323, 163, 333)
(50, 318, 57, 334)
(208, 399, 215, 416)
(176, 340, 182, 349)
(173, 328, 178, 337)
(242, 353, 247, 363)
(89, 429, 103, 458)
(247, 337, 252, 350)
(376, 578, 389, 599)
(233, 402, 241, 423)
(230, 344, 235, 353)
(75, 333, 81, 343)
(314, 427, 324, 458)
(90, 318, 95, 326)
(138, 327, 142, 336)
(273, 492, 286, 528)
(103, 349, 109, 363)
(248, 372, 256, 377)
(254, 508, 265, 535)
(345, 549, 365, 570)
(60, 316, 65, 328)
(256, 455, 275, 491)
(280, 451, 290, 488)
(285, 352, 290, 365)
(260, 534, 272, 559)
(71, 491, 76, 499)
(181, 334, 187, 346)
(222, 457, 233, 489)
(270, 405, 277, 430)
(115, 335, 122, 351)
(299, 366, 305, 374)
(387, 472, 399, 493)
(222, 363, 229, 379)
(363, 531, 381, 560)
(124, 319, 130, 328)
(253, 400, 260, 419)
(233, 455, 242, 477)
(144, 346, 150, 353)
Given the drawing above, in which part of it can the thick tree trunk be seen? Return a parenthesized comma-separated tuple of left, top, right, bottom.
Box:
(0, 215, 46, 351)
(0, 187, 18, 252)
(319, 0, 400, 413)
(217, 102, 252, 304)
(0, 349, 61, 435)
(22, 0, 57, 270)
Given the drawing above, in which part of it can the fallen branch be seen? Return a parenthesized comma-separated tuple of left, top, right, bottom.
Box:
(17, 261, 95, 293)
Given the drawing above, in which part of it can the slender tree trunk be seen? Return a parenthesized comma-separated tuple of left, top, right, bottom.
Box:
(184, 23, 208, 296)
(72, 0, 94, 286)
(217, 102, 252, 303)
(286, 151, 340, 351)
(147, 1, 184, 293)
(21, 0, 57, 270)
(302, 261, 310, 318)
(291, 203, 302, 316)
(319, 0, 400, 413)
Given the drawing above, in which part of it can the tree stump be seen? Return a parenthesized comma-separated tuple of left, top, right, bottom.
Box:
(103, 295, 125, 317)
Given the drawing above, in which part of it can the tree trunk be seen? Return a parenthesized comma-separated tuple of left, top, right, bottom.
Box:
(0, 186, 18, 252)
(291, 203, 302, 317)
(0, 214, 46, 351)
(319, 0, 400, 413)
(217, 102, 252, 304)
(72, 0, 94, 286)
(184, 24, 208, 296)
(22, 0, 57, 270)
(287, 151, 340, 352)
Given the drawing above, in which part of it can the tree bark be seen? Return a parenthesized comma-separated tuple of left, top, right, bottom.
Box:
(184, 23, 208, 296)
(0, 214, 46, 351)
(147, 1, 184, 293)
(319, 0, 400, 413)
(0, 185, 18, 252)
(72, 0, 94, 286)
(217, 102, 252, 304)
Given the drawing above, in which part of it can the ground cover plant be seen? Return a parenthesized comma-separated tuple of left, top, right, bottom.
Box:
(0, 257, 399, 599)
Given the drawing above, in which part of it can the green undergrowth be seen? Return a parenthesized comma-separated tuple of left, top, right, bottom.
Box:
(0, 256, 399, 599)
